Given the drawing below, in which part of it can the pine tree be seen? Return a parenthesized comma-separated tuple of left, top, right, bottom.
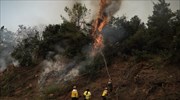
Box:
(147, 0, 175, 52)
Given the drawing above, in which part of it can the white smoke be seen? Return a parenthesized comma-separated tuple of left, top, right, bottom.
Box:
(102, 24, 126, 44)
(105, 0, 122, 17)
(0, 25, 44, 72)
(90, 0, 122, 19)
(0, 28, 17, 72)
(15, 25, 43, 42)
(38, 55, 80, 88)
(38, 44, 96, 89)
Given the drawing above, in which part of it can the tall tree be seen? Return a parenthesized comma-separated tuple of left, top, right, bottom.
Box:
(147, 0, 174, 51)
(169, 10, 180, 64)
(61, 2, 90, 28)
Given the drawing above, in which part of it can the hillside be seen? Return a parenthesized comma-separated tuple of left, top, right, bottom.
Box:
(58, 58, 180, 100)
(1, 0, 180, 99)
(1, 58, 180, 100)
(0, 65, 41, 99)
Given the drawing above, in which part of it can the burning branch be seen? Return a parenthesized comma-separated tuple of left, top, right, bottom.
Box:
(91, 0, 121, 54)
(90, 0, 122, 78)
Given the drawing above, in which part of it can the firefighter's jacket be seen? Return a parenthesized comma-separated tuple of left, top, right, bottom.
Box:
(83, 91, 91, 99)
(102, 89, 108, 97)
(71, 89, 79, 98)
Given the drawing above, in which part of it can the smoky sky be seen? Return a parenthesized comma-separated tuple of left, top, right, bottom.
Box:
(1, 0, 179, 32)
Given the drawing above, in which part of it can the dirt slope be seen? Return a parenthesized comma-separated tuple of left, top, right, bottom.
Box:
(0, 58, 180, 100)
(58, 59, 180, 100)
(0, 65, 41, 100)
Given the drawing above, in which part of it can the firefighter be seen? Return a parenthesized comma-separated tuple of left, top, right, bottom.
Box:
(71, 86, 79, 100)
(102, 87, 108, 100)
(83, 88, 91, 100)
(107, 79, 113, 92)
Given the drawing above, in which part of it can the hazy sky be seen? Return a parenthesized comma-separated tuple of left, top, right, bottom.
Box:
(1, 0, 180, 32)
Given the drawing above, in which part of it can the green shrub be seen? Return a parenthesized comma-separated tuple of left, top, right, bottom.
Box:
(11, 33, 41, 67)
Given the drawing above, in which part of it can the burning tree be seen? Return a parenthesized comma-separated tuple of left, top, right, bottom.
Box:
(87, 0, 122, 78)
(91, 0, 122, 55)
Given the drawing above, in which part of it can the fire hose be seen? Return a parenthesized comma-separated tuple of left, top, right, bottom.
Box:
(100, 51, 111, 79)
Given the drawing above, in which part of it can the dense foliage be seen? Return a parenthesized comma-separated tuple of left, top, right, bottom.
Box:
(11, 4, 91, 67)
(11, 0, 180, 67)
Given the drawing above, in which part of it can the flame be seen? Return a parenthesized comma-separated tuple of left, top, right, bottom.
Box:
(92, 0, 108, 34)
(91, 0, 109, 53)
(94, 34, 104, 49)
(91, 0, 122, 53)
(98, 16, 108, 32)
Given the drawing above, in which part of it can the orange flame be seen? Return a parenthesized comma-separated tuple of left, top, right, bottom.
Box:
(91, 0, 109, 54)
(94, 34, 104, 49)
(98, 16, 108, 32)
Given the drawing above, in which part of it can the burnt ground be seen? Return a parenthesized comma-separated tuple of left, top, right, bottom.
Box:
(58, 58, 180, 100)
(0, 65, 41, 100)
(0, 58, 180, 100)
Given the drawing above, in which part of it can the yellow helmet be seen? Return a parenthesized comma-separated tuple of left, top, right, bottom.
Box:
(73, 86, 76, 89)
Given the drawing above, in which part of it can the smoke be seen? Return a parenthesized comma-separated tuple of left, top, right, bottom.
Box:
(0, 28, 17, 72)
(66, 0, 85, 10)
(102, 24, 126, 44)
(38, 44, 96, 89)
(16, 25, 43, 41)
(98, 0, 124, 45)
(38, 55, 80, 89)
(90, 0, 122, 18)
(91, 0, 122, 19)
(105, 0, 122, 17)
(0, 25, 44, 72)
